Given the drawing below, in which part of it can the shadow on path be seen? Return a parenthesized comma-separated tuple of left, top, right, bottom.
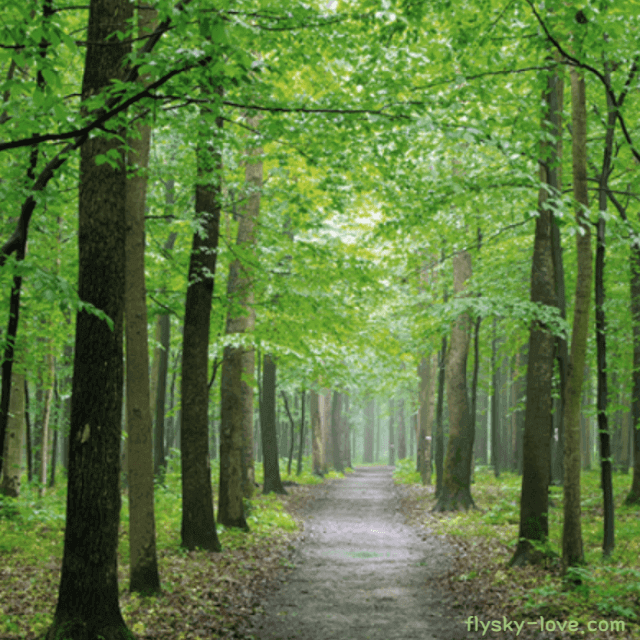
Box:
(244, 466, 462, 640)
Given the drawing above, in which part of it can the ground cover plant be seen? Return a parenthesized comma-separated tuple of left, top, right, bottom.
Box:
(394, 459, 640, 639)
(0, 455, 344, 640)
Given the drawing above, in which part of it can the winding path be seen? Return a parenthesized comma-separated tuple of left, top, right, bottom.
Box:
(245, 466, 461, 640)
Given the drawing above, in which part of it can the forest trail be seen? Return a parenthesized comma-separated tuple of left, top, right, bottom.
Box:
(244, 466, 460, 640)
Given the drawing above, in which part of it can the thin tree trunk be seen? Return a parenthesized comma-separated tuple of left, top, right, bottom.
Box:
(388, 398, 395, 466)
(397, 398, 406, 460)
(331, 391, 344, 473)
(180, 82, 223, 553)
(310, 390, 323, 476)
(282, 391, 296, 477)
(39, 351, 54, 495)
(435, 337, 446, 497)
(262, 354, 286, 494)
(124, 0, 161, 595)
(491, 319, 500, 479)
(296, 389, 305, 475)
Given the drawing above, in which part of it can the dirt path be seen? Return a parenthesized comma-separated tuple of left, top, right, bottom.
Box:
(244, 466, 462, 640)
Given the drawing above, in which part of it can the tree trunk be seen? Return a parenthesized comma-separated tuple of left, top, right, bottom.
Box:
(331, 391, 344, 473)
(435, 337, 446, 497)
(1, 371, 25, 498)
(491, 319, 500, 479)
(296, 389, 305, 475)
(509, 77, 558, 566)
(388, 398, 395, 466)
(39, 351, 55, 496)
(261, 354, 286, 494)
(628, 240, 640, 503)
(180, 83, 223, 553)
(45, 0, 134, 633)
(282, 391, 296, 477)
(364, 398, 374, 463)
(397, 398, 406, 460)
(343, 394, 352, 469)
(434, 250, 475, 511)
(560, 67, 591, 569)
(310, 390, 323, 476)
(124, 1, 161, 595)
(418, 355, 435, 485)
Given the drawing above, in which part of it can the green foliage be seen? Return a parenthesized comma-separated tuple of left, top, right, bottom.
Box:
(392, 457, 421, 485)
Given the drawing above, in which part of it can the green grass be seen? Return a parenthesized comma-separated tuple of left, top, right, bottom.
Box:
(0, 452, 342, 638)
(394, 462, 640, 635)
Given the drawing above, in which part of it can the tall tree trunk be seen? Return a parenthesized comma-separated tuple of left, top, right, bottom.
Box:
(562, 67, 592, 569)
(296, 389, 305, 475)
(435, 337, 446, 497)
(364, 399, 374, 463)
(397, 398, 406, 460)
(343, 394, 351, 469)
(152, 179, 178, 480)
(219, 118, 261, 523)
(180, 83, 223, 553)
(331, 391, 344, 473)
(261, 354, 286, 494)
(39, 350, 55, 496)
(45, 0, 133, 634)
(282, 391, 296, 477)
(594, 64, 616, 555)
(388, 398, 395, 466)
(310, 390, 323, 476)
(1, 371, 25, 498)
(418, 355, 436, 484)
(49, 374, 59, 488)
(124, 0, 161, 595)
(434, 250, 474, 511)
(491, 319, 500, 479)
(509, 77, 558, 567)
(628, 241, 640, 503)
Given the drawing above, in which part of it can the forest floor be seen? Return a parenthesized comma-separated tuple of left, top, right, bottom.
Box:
(241, 466, 460, 640)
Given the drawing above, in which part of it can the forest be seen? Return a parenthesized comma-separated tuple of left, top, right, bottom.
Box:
(0, 0, 639, 638)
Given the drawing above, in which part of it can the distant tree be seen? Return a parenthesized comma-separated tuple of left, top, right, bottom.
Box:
(331, 391, 344, 473)
(261, 354, 286, 494)
(1, 372, 25, 498)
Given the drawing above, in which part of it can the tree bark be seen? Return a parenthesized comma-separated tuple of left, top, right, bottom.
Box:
(310, 390, 323, 476)
(261, 354, 286, 494)
(45, 0, 134, 634)
(435, 337, 446, 497)
(180, 83, 223, 553)
(434, 251, 475, 511)
(418, 355, 435, 485)
(562, 67, 593, 569)
(124, 0, 161, 595)
(397, 398, 406, 460)
(1, 371, 25, 498)
(509, 78, 558, 566)
(491, 319, 500, 479)
(364, 399, 374, 463)
(296, 389, 305, 475)
(331, 391, 344, 473)
(218, 118, 261, 525)
(388, 398, 395, 466)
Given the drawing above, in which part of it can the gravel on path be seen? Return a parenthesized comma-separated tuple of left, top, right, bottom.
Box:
(244, 466, 463, 640)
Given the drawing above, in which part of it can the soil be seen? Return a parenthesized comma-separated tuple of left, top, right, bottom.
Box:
(243, 466, 463, 640)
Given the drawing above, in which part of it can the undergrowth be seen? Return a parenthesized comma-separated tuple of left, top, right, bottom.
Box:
(394, 460, 640, 638)
(0, 453, 345, 639)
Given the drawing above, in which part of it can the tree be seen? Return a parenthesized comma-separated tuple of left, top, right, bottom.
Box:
(388, 398, 395, 466)
(45, 0, 134, 634)
(296, 389, 306, 475)
(310, 390, 323, 476)
(510, 77, 559, 567)
(417, 355, 435, 485)
(561, 67, 592, 569)
(261, 353, 286, 494)
(1, 371, 25, 498)
(219, 115, 262, 528)
(180, 81, 223, 553)
(434, 250, 475, 512)
(364, 398, 374, 463)
(397, 397, 406, 459)
(124, 1, 161, 594)
(331, 391, 344, 473)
